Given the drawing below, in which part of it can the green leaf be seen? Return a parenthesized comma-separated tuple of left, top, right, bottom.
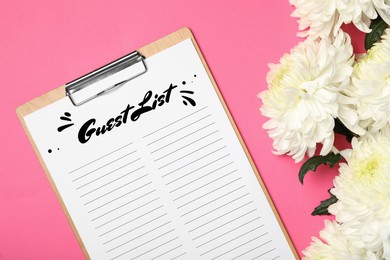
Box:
(365, 16, 388, 51)
(333, 119, 358, 143)
(298, 152, 342, 184)
(312, 190, 338, 216)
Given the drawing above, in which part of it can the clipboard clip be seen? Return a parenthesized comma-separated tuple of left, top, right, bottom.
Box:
(65, 51, 147, 106)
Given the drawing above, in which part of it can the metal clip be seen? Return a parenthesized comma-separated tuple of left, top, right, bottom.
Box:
(66, 51, 147, 106)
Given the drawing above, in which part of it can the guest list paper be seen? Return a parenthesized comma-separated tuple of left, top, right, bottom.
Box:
(24, 39, 295, 260)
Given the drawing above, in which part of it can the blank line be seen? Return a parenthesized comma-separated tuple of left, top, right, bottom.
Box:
(151, 245, 183, 260)
(171, 252, 186, 260)
(250, 243, 274, 260)
(185, 193, 249, 225)
(72, 150, 137, 182)
(164, 154, 229, 180)
(107, 221, 171, 252)
(91, 189, 156, 221)
(211, 234, 269, 260)
(177, 178, 241, 209)
(151, 123, 216, 154)
(143, 106, 207, 138)
(174, 169, 237, 201)
(147, 114, 212, 146)
(169, 161, 233, 192)
(189, 201, 253, 233)
(197, 217, 262, 248)
(200, 226, 264, 257)
(88, 182, 152, 213)
(166, 147, 228, 185)
(81, 165, 145, 198)
(131, 236, 179, 260)
(76, 158, 141, 190)
(155, 130, 219, 162)
(103, 213, 167, 245)
(96, 197, 159, 229)
(84, 174, 148, 206)
(158, 138, 222, 170)
(233, 243, 273, 260)
(181, 186, 246, 217)
(193, 209, 257, 240)
(68, 142, 133, 174)
(111, 230, 175, 260)
(99, 205, 164, 237)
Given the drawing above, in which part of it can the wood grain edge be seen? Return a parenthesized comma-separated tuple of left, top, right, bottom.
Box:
(187, 29, 299, 259)
(138, 27, 193, 58)
(15, 26, 298, 259)
(140, 26, 298, 258)
(16, 97, 91, 260)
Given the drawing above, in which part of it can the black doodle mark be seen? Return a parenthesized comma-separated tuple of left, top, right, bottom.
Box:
(180, 90, 196, 106)
(47, 148, 60, 154)
(57, 112, 74, 132)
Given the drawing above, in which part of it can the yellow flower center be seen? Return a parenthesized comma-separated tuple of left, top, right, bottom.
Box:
(354, 156, 381, 185)
(270, 65, 290, 90)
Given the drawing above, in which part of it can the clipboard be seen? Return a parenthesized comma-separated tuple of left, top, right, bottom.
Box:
(16, 27, 298, 259)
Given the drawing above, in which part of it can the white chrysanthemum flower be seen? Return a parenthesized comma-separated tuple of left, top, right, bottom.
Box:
(302, 220, 366, 259)
(347, 28, 390, 133)
(290, 0, 390, 38)
(329, 131, 390, 258)
(260, 31, 363, 162)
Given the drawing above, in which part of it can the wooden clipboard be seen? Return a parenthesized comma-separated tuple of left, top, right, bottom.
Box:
(16, 27, 298, 259)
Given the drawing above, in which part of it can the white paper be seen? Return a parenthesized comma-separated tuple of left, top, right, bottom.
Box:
(25, 39, 295, 260)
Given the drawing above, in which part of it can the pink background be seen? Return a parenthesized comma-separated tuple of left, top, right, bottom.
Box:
(0, 1, 365, 259)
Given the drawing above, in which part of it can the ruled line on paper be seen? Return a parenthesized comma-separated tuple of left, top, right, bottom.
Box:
(96, 197, 160, 229)
(80, 165, 146, 198)
(177, 179, 243, 210)
(150, 123, 216, 154)
(102, 213, 167, 245)
(188, 201, 253, 233)
(251, 247, 276, 259)
(110, 231, 177, 260)
(143, 106, 208, 138)
(72, 150, 137, 182)
(199, 226, 265, 257)
(209, 234, 270, 260)
(154, 130, 219, 162)
(146, 114, 212, 146)
(196, 217, 262, 248)
(158, 138, 223, 170)
(163, 154, 229, 180)
(165, 148, 228, 184)
(150, 244, 183, 260)
(107, 221, 172, 252)
(170, 252, 187, 260)
(181, 186, 246, 217)
(184, 193, 250, 225)
(130, 236, 180, 260)
(67, 142, 133, 174)
(233, 244, 275, 260)
(84, 174, 149, 206)
(99, 205, 164, 237)
(87, 182, 153, 213)
(168, 161, 234, 192)
(173, 169, 237, 202)
(192, 209, 257, 241)
(91, 189, 156, 221)
(76, 159, 142, 191)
